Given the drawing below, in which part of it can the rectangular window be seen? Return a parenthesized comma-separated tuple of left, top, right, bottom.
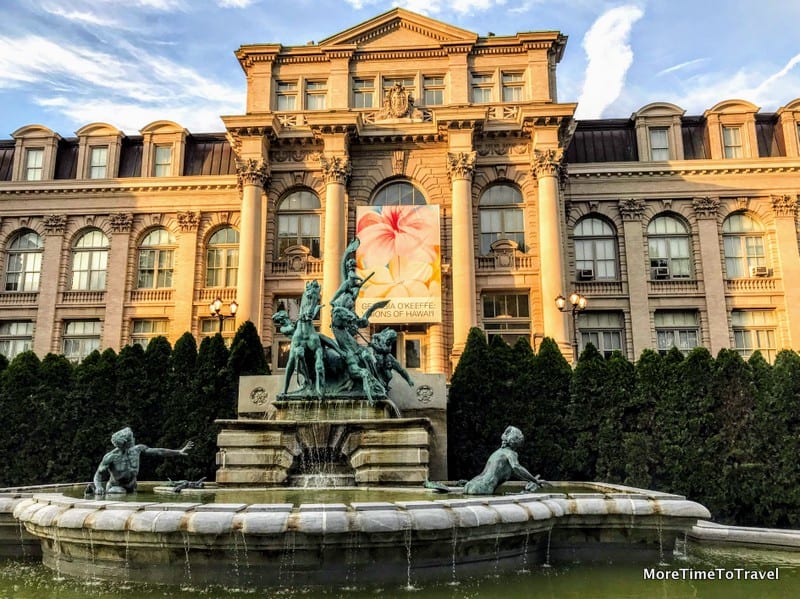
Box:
(89, 146, 108, 179)
(501, 72, 524, 102)
(655, 311, 699, 355)
(0, 321, 33, 359)
(732, 310, 776, 362)
(578, 312, 624, 358)
(131, 319, 169, 348)
(471, 73, 493, 104)
(25, 148, 44, 181)
(62, 320, 102, 362)
(482, 292, 530, 345)
(353, 78, 374, 109)
(423, 76, 444, 105)
(722, 126, 743, 158)
(305, 80, 327, 110)
(276, 81, 298, 111)
(649, 128, 670, 160)
(153, 145, 172, 177)
(383, 77, 415, 95)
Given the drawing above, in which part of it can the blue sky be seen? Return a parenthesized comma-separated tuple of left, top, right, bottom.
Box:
(0, 0, 798, 136)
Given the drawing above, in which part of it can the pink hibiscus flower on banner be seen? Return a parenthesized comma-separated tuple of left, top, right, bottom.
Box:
(356, 205, 439, 269)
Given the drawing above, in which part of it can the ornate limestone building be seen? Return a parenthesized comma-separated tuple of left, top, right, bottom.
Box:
(0, 8, 798, 372)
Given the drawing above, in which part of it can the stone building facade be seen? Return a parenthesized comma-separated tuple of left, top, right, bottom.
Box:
(0, 8, 798, 372)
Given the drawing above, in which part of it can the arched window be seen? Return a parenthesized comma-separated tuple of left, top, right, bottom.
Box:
(372, 181, 427, 206)
(573, 217, 617, 280)
(5, 230, 43, 291)
(479, 184, 524, 255)
(205, 227, 239, 287)
(71, 229, 109, 290)
(647, 215, 691, 279)
(722, 213, 766, 278)
(276, 190, 321, 258)
(137, 228, 175, 288)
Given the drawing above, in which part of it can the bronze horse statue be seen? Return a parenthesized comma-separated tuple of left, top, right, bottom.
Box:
(282, 280, 325, 397)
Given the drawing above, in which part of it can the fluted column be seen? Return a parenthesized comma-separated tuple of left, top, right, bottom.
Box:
(532, 149, 570, 355)
(619, 198, 651, 358)
(693, 196, 728, 353)
(319, 154, 350, 336)
(447, 151, 477, 359)
(171, 211, 200, 340)
(771, 194, 800, 348)
(235, 158, 269, 332)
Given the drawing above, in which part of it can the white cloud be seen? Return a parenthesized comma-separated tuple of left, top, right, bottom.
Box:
(575, 5, 643, 119)
(42, 5, 125, 28)
(0, 34, 244, 133)
(342, 0, 506, 15)
(657, 58, 708, 77)
(218, 0, 257, 7)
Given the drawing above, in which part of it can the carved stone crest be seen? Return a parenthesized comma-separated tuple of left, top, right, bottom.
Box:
(42, 214, 67, 235)
(110, 213, 133, 233)
(177, 211, 199, 232)
(618, 198, 646, 221)
(250, 387, 269, 406)
(692, 196, 720, 219)
(416, 384, 434, 404)
(377, 83, 423, 120)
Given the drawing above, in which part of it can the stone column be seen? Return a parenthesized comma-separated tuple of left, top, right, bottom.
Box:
(532, 150, 570, 355)
(33, 215, 66, 356)
(447, 151, 477, 359)
(319, 154, 350, 336)
(171, 211, 200, 340)
(102, 213, 133, 350)
(619, 198, 651, 357)
(693, 196, 729, 353)
(428, 322, 446, 374)
(771, 194, 800, 347)
(235, 158, 270, 333)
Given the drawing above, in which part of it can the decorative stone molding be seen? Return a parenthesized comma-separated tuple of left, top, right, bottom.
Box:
(42, 214, 67, 235)
(392, 150, 407, 176)
(109, 213, 133, 232)
(733, 196, 750, 211)
(531, 148, 564, 179)
(319, 155, 351, 185)
(771, 194, 798, 217)
(692, 196, 720, 219)
(235, 158, 270, 189)
(177, 211, 200, 232)
(618, 198, 646, 221)
(446, 151, 476, 180)
(377, 83, 424, 120)
(660, 198, 673, 210)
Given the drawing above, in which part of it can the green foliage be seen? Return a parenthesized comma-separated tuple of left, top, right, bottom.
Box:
(566, 343, 606, 480)
(228, 321, 269, 377)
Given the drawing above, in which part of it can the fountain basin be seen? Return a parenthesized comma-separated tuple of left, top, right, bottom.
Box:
(2, 482, 710, 587)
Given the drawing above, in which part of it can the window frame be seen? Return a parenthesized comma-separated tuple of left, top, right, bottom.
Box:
(647, 215, 691, 280)
(722, 126, 743, 159)
(732, 310, 776, 362)
(62, 320, 102, 362)
(71, 229, 109, 291)
(205, 227, 240, 288)
(578, 311, 624, 358)
(276, 80, 298, 111)
(5, 230, 43, 292)
(25, 148, 44, 181)
(648, 127, 670, 161)
(478, 184, 525, 255)
(304, 80, 327, 111)
(371, 181, 427, 207)
(353, 78, 375, 109)
(573, 217, 618, 281)
(481, 292, 531, 346)
(276, 190, 321, 258)
(136, 228, 176, 289)
(722, 213, 766, 279)
(654, 310, 700, 355)
(153, 145, 173, 177)
(422, 76, 444, 106)
(89, 146, 108, 179)
(0, 321, 33, 359)
(130, 319, 169, 348)
(471, 73, 494, 104)
(501, 72, 524, 103)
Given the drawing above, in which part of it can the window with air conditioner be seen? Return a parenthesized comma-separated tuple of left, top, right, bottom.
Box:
(574, 217, 617, 280)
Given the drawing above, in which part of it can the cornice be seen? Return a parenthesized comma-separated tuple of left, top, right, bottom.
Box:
(567, 159, 800, 179)
(0, 177, 238, 197)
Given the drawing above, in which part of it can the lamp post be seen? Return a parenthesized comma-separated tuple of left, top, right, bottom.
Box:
(209, 297, 238, 334)
(555, 292, 588, 362)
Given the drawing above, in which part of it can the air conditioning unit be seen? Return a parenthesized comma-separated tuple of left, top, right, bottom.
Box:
(750, 266, 769, 277)
(578, 268, 595, 280)
(654, 266, 670, 279)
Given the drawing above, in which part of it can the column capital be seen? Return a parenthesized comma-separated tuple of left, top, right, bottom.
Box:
(531, 148, 564, 179)
(692, 196, 720, 219)
(446, 151, 476, 181)
(177, 211, 200, 232)
(771, 194, 798, 218)
(42, 214, 67, 235)
(236, 158, 270, 189)
(109, 213, 133, 233)
(319, 154, 351, 185)
(618, 198, 646, 221)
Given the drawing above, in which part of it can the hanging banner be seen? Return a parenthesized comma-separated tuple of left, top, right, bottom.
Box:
(355, 204, 442, 323)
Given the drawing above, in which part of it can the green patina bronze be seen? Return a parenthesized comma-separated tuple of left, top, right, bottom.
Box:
(425, 426, 547, 495)
(273, 238, 412, 403)
(88, 427, 192, 496)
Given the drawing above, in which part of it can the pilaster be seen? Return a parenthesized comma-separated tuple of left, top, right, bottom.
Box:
(771, 194, 800, 349)
(618, 198, 650, 358)
(171, 211, 200, 341)
(692, 196, 729, 353)
(33, 215, 66, 356)
(102, 213, 134, 350)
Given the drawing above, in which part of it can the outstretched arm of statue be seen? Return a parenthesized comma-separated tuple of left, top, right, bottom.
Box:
(508, 452, 546, 489)
(143, 440, 194, 458)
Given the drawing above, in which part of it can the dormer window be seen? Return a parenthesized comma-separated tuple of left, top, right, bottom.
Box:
(648, 128, 669, 160)
(25, 148, 44, 181)
(722, 126, 743, 158)
(89, 146, 108, 179)
(153, 145, 172, 177)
